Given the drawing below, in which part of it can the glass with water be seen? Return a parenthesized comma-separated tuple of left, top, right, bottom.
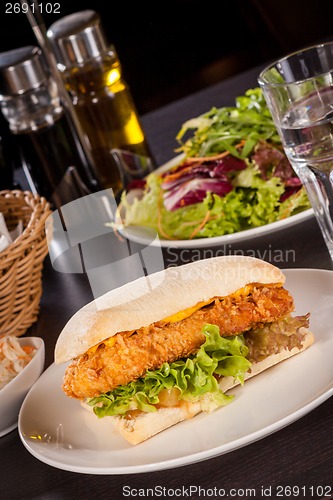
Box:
(258, 41, 333, 261)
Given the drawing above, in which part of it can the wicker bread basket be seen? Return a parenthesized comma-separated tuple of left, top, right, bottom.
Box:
(0, 190, 52, 338)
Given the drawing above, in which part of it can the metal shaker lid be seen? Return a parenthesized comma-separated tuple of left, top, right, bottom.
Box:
(0, 46, 47, 96)
(47, 10, 109, 68)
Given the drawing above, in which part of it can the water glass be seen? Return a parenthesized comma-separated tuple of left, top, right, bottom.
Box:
(258, 41, 333, 261)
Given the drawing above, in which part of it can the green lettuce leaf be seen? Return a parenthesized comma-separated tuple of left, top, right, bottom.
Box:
(120, 162, 310, 240)
(87, 324, 252, 418)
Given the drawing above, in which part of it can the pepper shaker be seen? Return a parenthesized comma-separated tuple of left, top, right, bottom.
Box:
(0, 46, 98, 209)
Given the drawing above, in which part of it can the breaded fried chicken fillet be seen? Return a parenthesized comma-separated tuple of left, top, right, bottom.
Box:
(62, 284, 294, 399)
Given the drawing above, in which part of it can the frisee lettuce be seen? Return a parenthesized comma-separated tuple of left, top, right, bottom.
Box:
(87, 324, 251, 418)
(175, 88, 280, 158)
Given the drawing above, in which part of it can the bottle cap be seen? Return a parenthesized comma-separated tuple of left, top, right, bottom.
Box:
(47, 10, 109, 68)
(0, 46, 47, 96)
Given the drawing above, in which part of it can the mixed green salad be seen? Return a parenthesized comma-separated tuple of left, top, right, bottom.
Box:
(120, 88, 310, 240)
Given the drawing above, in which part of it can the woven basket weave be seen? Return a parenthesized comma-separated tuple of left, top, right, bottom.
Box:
(0, 190, 52, 338)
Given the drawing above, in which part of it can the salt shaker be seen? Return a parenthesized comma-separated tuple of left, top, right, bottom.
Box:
(47, 10, 155, 194)
(0, 46, 98, 209)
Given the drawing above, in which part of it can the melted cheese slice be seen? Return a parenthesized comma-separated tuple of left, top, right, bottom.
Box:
(162, 299, 215, 324)
(87, 336, 117, 355)
(162, 283, 278, 324)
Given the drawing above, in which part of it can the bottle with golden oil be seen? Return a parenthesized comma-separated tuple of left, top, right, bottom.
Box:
(47, 10, 155, 195)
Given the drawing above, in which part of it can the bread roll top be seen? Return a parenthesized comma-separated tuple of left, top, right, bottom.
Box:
(55, 256, 285, 364)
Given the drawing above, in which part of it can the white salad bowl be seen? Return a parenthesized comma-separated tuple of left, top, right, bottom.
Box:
(0, 337, 45, 437)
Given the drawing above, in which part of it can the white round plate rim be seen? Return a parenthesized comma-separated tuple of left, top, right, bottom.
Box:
(118, 155, 314, 248)
(120, 209, 314, 249)
(18, 269, 333, 475)
(0, 422, 18, 438)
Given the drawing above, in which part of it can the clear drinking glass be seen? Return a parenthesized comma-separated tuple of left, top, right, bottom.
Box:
(258, 41, 333, 261)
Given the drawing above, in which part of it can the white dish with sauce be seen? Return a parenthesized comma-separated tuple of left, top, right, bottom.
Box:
(0, 337, 45, 437)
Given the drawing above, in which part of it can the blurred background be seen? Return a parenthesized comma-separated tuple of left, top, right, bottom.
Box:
(0, 0, 332, 115)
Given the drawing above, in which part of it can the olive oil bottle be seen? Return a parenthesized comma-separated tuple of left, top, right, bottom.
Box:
(47, 10, 155, 194)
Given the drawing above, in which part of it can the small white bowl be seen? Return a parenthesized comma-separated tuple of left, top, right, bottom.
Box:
(0, 337, 45, 437)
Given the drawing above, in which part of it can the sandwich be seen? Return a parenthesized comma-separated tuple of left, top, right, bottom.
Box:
(55, 255, 314, 445)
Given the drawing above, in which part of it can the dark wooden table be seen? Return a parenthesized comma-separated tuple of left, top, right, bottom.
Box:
(1, 62, 333, 500)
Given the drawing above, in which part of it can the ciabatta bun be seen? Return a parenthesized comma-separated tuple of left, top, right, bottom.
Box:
(55, 256, 285, 364)
(81, 327, 314, 445)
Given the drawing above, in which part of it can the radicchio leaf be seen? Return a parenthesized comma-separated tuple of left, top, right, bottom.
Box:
(163, 178, 233, 211)
(161, 155, 245, 210)
(252, 141, 295, 181)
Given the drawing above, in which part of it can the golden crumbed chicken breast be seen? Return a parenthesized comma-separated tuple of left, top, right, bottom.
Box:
(62, 285, 294, 399)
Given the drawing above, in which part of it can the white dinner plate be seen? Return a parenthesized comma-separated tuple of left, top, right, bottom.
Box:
(18, 269, 333, 475)
(118, 156, 314, 248)
(120, 209, 313, 249)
